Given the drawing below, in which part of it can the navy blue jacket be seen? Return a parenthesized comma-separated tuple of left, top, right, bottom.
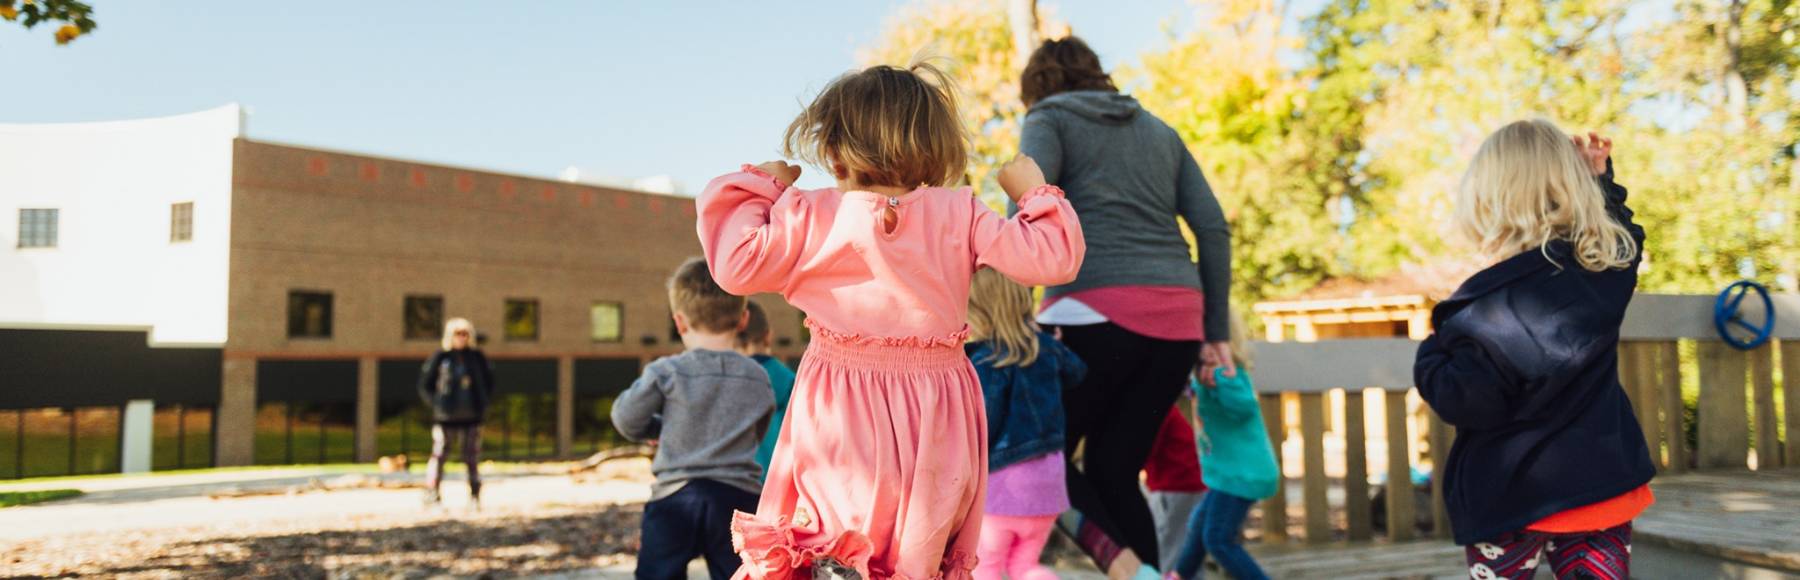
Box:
(968, 332, 1086, 471)
(418, 349, 496, 425)
(1415, 161, 1656, 545)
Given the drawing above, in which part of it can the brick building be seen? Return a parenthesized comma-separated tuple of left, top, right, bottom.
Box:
(0, 105, 805, 477)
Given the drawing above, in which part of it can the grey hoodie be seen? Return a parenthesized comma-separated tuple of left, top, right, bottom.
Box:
(1019, 90, 1232, 341)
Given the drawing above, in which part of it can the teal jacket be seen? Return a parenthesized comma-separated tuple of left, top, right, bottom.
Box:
(1192, 369, 1280, 501)
(751, 354, 796, 479)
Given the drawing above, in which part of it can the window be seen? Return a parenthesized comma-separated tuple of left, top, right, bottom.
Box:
(169, 202, 194, 243)
(590, 301, 623, 342)
(17, 208, 57, 248)
(504, 299, 539, 341)
(404, 295, 444, 340)
(287, 291, 333, 338)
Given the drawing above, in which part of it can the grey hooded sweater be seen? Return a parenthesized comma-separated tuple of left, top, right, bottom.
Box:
(1019, 90, 1232, 341)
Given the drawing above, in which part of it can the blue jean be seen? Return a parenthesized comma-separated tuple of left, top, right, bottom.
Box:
(1172, 490, 1268, 580)
(637, 479, 760, 580)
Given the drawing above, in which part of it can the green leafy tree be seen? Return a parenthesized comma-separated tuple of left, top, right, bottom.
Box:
(1129, 0, 1341, 306)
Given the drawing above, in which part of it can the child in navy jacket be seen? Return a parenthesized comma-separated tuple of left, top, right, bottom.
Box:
(1415, 121, 1653, 580)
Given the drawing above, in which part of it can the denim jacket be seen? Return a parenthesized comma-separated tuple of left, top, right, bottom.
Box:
(968, 331, 1086, 471)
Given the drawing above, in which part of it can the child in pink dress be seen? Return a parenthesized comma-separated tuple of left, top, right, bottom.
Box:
(697, 63, 1086, 580)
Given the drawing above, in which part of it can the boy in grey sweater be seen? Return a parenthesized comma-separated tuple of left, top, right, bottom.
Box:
(613, 257, 774, 580)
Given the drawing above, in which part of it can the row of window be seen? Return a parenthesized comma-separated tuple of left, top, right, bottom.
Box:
(14, 204, 194, 249)
(287, 291, 625, 343)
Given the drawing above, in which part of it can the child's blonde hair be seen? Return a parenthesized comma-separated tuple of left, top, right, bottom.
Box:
(967, 268, 1039, 367)
(1226, 310, 1253, 371)
(783, 61, 969, 189)
(1455, 119, 1637, 272)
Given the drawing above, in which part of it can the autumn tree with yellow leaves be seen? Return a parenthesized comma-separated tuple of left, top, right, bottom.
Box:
(1, 0, 95, 44)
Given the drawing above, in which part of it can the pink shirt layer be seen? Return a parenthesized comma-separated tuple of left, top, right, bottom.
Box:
(1043, 286, 1208, 341)
(697, 165, 1086, 344)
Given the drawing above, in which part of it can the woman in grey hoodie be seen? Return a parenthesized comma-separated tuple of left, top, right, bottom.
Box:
(1018, 36, 1234, 575)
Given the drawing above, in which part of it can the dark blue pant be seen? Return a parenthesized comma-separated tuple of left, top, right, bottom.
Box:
(1172, 490, 1268, 580)
(637, 479, 760, 580)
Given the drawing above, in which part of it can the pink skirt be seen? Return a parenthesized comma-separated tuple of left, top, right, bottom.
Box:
(733, 332, 987, 580)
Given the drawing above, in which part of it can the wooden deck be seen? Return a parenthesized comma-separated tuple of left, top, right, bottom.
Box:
(1635, 468, 1800, 573)
(1249, 540, 1467, 579)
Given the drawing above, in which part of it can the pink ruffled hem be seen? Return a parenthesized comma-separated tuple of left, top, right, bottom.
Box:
(739, 164, 791, 191)
(731, 511, 978, 580)
(804, 318, 969, 349)
(732, 511, 875, 580)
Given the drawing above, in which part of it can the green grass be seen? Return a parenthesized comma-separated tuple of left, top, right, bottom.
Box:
(0, 488, 82, 507)
(0, 464, 382, 488)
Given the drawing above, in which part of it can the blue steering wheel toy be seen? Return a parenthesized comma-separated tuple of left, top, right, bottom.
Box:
(1713, 280, 1775, 350)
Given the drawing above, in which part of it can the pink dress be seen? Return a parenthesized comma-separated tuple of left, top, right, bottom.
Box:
(698, 166, 1085, 580)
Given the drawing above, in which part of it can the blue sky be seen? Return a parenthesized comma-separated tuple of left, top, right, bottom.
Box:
(2, 1, 1258, 193)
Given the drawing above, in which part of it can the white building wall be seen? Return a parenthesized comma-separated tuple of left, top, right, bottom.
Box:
(0, 105, 240, 346)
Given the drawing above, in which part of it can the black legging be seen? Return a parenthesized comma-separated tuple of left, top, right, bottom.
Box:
(1057, 322, 1200, 567)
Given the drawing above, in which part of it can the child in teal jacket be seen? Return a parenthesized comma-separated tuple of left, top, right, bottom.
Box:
(1169, 316, 1277, 580)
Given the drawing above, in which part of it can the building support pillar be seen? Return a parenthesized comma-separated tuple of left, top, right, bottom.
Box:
(356, 356, 378, 463)
(557, 355, 574, 458)
(216, 356, 257, 467)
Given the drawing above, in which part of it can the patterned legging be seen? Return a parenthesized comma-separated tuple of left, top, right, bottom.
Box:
(1465, 522, 1631, 580)
(426, 423, 483, 496)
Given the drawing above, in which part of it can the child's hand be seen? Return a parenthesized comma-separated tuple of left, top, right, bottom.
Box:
(1572, 132, 1611, 176)
(756, 161, 803, 187)
(997, 155, 1047, 203)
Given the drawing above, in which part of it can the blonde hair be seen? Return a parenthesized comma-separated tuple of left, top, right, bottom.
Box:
(441, 317, 476, 351)
(1226, 310, 1253, 371)
(783, 61, 969, 189)
(967, 268, 1040, 367)
(1455, 120, 1637, 272)
(668, 257, 748, 334)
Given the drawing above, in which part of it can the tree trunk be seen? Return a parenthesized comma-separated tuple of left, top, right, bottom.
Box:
(1009, 0, 1038, 65)
(1723, 0, 1749, 129)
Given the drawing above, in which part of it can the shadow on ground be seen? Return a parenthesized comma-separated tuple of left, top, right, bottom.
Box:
(20, 504, 643, 579)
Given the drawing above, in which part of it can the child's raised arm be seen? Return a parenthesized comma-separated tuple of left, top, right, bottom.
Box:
(696, 162, 817, 296)
(971, 156, 1086, 285)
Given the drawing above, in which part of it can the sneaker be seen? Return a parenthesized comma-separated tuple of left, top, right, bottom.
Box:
(422, 488, 441, 507)
(1131, 564, 1161, 580)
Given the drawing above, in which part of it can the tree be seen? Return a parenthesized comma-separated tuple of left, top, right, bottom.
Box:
(1623, 0, 1800, 292)
(1129, 0, 1343, 306)
(858, 0, 1067, 209)
(1, 0, 96, 44)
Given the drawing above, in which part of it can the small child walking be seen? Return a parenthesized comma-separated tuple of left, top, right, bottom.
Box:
(737, 301, 797, 479)
(698, 62, 1085, 580)
(1168, 314, 1276, 580)
(965, 268, 1087, 580)
(1415, 122, 1652, 580)
(613, 258, 776, 580)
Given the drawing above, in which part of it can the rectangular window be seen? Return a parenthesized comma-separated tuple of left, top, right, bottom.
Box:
(169, 202, 194, 243)
(590, 301, 623, 342)
(287, 291, 333, 338)
(404, 295, 444, 340)
(504, 299, 539, 341)
(17, 208, 57, 248)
